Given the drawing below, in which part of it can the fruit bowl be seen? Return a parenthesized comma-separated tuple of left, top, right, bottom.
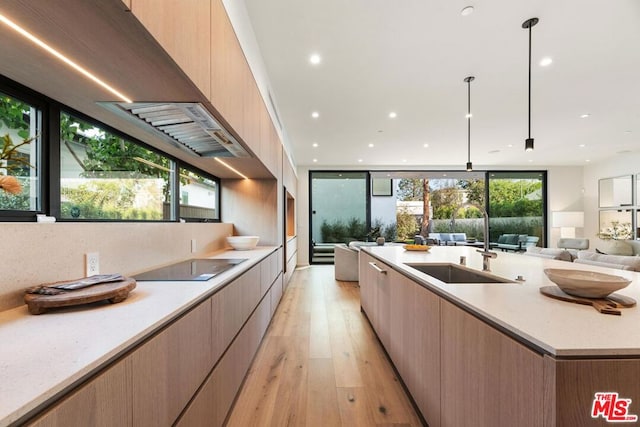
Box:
(226, 236, 259, 251)
(543, 268, 631, 298)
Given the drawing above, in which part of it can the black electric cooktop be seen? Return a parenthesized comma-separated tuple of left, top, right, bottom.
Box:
(134, 258, 246, 282)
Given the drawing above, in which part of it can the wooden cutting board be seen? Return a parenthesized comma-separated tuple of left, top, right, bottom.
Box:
(540, 286, 636, 316)
(24, 278, 136, 315)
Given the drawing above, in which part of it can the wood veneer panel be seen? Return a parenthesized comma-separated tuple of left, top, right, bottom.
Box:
(131, 0, 211, 97)
(551, 358, 640, 426)
(441, 300, 544, 427)
(28, 359, 132, 427)
(389, 269, 441, 426)
(131, 301, 213, 426)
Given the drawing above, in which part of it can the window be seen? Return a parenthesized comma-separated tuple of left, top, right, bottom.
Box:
(487, 171, 546, 246)
(0, 91, 41, 214)
(178, 167, 219, 221)
(59, 112, 173, 220)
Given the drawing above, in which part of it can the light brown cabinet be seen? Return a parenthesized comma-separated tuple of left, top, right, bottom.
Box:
(177, 289, 272, 427)
(27, 359, 132, 427)
(131, 300, 213, 426)
(440, 300, 544, 427)
(130, 0, 211, 98)
(26, 252, 281, 426)
(360, 253, 545, 427)
(359, 252, 390, 350)
(389, 269, 441, 426)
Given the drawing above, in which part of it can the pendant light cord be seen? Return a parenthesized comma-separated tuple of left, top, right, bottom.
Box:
(467, 79, 471, 163)
(527, 23, 532, 139)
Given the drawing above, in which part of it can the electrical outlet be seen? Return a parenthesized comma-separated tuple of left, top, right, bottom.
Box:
(86, 252, 100, 276)
(191, 239, 197, 253)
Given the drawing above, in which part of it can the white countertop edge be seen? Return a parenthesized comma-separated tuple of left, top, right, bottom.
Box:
(0, 246, 278, 427)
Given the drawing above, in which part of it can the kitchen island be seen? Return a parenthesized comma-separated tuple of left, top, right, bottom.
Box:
(0, 246, 283, 427)
(360, 245, 640, 427)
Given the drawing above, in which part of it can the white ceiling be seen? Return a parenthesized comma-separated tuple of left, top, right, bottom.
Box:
(243, 0, 640, 169)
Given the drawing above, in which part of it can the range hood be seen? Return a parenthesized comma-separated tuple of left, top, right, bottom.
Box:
(100, 102, 250, 158)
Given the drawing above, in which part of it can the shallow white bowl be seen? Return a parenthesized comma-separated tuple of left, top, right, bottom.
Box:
(544, 268, 631, 299)
(226, 235, 259, 251)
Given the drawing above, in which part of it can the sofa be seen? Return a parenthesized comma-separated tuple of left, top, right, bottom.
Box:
(334, 243, 360, 281)
(525, 239, 640, 272)
(428, 232, 467, 245)
(494, 234, 539, 252)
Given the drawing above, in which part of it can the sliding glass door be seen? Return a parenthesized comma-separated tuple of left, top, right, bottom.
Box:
(309, 171, 369, 263)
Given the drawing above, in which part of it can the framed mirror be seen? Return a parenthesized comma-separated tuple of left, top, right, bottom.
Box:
(598, 209, 633, 240)
(599, 175, 633, 207)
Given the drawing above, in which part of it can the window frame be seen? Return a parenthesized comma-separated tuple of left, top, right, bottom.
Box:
(0, 76, 48, 221)
(0, 75, 223, 223)
(176, 162, 222, 223)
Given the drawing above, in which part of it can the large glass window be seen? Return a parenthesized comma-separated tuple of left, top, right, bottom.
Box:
(59, 112, 173, 220)
(0, 91, 41, 213)
(178, 167, 219, 221)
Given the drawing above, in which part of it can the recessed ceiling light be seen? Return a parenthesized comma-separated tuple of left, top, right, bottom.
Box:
(402, 159, 407, 163)
(528, 159, 533, 163)
(442, 173, 447, 177)
(312, 142, 318, 147)
(465, 113, 473, 119)
(579, 144, 585, 148)
(580, 113, 590, 118)
(507, 144, 513, 148)
(312, 158, 317, 162)
(386, 174, 391, 177)
(357, 159, 363, 163)
(368, 143, 374, 148)
(309, 53, 321, 65)
(423, 143, 429, 148)
(539, 57, 553, 67)
(311, 111, 319, 118)
(461, 6, 474, 16)
(389, 112, 397, 119)
(586, 159, 591, 162)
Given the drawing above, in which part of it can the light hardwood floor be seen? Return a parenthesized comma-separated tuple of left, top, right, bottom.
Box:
(226, 265, 423, 426)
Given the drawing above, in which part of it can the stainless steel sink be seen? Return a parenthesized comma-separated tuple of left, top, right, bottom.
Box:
(404, 263, 512, 284)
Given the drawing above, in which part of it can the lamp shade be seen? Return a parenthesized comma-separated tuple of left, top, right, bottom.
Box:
(552, 211, 584, 228)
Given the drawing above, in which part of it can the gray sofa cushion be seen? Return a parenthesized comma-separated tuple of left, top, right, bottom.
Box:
(575, 251, 640, 271)
(558, 238, 589, 250)
(525, 247, 573, 261)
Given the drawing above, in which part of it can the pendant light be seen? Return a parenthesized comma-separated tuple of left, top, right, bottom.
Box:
(522, 17, 538, 152)
(464, 76, 475, 171)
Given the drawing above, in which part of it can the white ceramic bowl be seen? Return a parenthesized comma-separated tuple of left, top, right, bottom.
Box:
(226, 235, 259, 251)
(544, 268, 631, 298)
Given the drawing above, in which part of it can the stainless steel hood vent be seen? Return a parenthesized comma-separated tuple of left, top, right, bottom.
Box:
(101, 102, 249, 158)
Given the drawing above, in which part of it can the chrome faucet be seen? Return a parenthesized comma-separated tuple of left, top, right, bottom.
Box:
(476, 208, 497, 271)
(453, 203, 497, 271)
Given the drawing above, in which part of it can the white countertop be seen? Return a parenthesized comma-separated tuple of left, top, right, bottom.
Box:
(363, 245, 640, 358)
(0, 246, 277, 427)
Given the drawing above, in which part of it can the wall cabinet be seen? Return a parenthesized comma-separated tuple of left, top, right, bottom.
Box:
(26, 252, 281, 426)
